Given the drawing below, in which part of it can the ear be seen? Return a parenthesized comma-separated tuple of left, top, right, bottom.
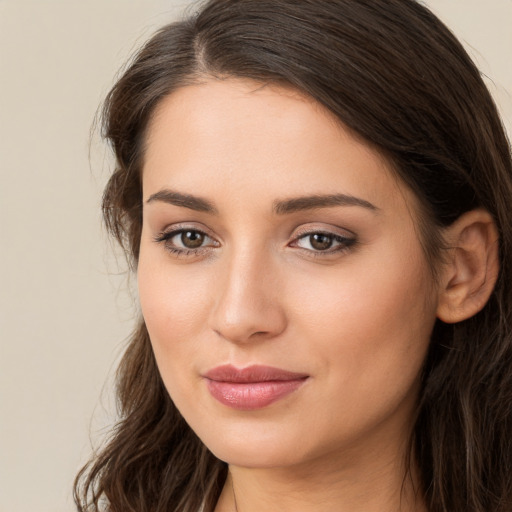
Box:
(436, 209, 499, 324)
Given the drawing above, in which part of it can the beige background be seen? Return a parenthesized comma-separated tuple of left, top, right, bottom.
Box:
(0, 1, 510, 511)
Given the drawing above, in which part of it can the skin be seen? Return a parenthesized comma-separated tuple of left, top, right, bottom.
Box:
(138, 78, 440, 511)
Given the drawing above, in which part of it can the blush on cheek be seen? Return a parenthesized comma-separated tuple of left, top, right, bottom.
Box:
(296, 254, 434, 381)
(139, 258, 207, 329)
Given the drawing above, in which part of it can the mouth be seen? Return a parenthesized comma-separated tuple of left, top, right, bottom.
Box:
(203, 364, 309, 410)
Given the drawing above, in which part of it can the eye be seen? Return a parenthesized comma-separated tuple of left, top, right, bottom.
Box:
(299, 233, 336, 251)
(292, 230, 356, 254)
(154, 227, 218, 256)
(173, 230, 207, 249)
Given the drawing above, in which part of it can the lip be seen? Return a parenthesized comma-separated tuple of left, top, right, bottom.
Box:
(203, 364, 309, 410)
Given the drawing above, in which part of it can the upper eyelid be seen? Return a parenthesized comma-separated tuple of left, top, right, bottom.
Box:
(291, 224, 356, 239)
(290, 232, 355, 248)
(158, 227, 218, 244)
(155, 223, 355, 236)
(158, 223, 217, 238)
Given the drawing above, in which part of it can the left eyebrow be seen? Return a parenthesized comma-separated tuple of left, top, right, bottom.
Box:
(273, 194, 379, 215)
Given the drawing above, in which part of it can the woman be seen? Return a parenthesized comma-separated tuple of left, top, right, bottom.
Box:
(74, 1, 512, 511)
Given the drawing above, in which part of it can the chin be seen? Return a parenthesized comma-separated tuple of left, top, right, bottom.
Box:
(196, 421, 308, 469)
(209, 443, 301, 469)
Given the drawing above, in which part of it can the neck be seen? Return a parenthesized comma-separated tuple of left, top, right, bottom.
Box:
(215, 440, 427, 512)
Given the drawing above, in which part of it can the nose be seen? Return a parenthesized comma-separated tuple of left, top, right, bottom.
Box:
(208, 248, 287, 344)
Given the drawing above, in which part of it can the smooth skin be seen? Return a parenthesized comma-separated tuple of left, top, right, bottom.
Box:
(138, 78, 498, 512)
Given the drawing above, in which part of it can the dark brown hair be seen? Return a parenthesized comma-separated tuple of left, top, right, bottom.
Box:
(74, 1, 512, 511)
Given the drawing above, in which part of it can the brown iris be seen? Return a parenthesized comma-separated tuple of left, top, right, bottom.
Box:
(181, 230, 205, 248)
(309, 233, 334, 250)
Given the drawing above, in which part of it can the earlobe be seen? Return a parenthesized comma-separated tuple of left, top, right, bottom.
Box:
(436, 209, 499, 324)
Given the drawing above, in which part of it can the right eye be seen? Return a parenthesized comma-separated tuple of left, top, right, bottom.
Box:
(171, 230, 208, 249)
(154, 228, 219, 256)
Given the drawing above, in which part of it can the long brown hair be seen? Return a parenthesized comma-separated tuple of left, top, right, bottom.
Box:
(74, 1, 512, 511)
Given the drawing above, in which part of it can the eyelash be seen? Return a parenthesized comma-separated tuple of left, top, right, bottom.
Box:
(153, 227, 357, 259)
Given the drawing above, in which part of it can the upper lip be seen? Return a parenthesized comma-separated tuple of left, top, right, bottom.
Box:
(203, 364, 309, 383)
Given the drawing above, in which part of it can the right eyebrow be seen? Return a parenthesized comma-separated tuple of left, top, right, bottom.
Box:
(145, 189, 218, 214)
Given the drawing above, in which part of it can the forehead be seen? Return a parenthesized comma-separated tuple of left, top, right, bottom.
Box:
(142, 78, 412, 215)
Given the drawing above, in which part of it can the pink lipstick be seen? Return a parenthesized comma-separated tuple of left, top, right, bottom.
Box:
(203, 365, 308, 410)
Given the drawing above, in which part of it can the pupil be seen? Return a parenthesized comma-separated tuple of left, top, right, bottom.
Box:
(181, 231, 204, 248)
(310, 233, 333, 250)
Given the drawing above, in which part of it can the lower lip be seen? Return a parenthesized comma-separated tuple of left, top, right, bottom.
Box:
(205, 379, 307, 410)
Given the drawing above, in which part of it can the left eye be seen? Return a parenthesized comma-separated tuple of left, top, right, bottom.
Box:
(294, 232, 353, 252)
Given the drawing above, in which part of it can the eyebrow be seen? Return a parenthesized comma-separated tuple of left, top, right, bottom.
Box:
(145, 189, 378, 215)
(146, 190, 218, 214)
(273, 194, 378, 214)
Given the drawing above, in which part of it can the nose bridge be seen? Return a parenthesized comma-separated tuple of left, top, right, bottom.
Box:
(209, 242, 286, 343)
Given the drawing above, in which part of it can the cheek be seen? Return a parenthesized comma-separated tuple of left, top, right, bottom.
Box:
(289, 246, 436, 395)
(136, 251, 215, 395)
(138, 255, 210, 339)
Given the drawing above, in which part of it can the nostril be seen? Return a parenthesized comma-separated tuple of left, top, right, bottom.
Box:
(208, 264, 287, 343)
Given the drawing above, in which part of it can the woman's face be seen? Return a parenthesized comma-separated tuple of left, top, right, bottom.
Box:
(138, 78, 440, 470)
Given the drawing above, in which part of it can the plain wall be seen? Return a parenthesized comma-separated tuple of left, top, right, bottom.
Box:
(0, 1, 510, 511)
